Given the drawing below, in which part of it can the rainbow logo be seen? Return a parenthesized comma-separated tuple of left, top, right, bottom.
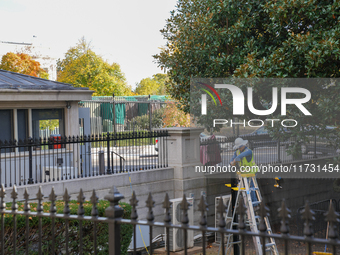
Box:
(198, 82, 222, 106)
(198, 82, 222, 115)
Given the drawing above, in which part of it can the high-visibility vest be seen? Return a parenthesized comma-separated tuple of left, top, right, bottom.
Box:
(236, 148, 257, 175)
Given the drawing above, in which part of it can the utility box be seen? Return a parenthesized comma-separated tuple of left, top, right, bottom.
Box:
(128, 225, 150, 252)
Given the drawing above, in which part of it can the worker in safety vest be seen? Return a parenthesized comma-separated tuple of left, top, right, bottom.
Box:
(230, 137, 258, 201)
(230, 138, 257, 174)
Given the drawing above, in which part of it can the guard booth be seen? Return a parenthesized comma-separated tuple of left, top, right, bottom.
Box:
(0, 69, 94, 185)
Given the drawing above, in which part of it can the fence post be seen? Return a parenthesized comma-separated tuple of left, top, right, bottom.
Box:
(105, 186, 124, 255)
(27, 137, 34, 184)
(113, 96, 116, 135)
(106, 132, 112, 174)
(99, 150, 105, 175)
(277, 139, 281, 163)
(149, 95, 152, 132)
(313, 133, 317, 158)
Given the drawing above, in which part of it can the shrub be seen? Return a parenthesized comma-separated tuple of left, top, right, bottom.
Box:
(126, 107, 165, 130)
(3, 200, 133, 255)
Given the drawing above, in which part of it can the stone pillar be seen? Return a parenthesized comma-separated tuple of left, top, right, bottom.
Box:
(64, 101, 79, 137)
(162, 127, 205, 199)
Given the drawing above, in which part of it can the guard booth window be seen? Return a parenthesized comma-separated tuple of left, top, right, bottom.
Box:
(32, 109, 64, 140)
(0, 110, 13, 142)
(17, 109, 28, 142)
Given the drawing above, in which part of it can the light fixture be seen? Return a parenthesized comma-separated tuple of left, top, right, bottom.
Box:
(66, 102, 71, 109)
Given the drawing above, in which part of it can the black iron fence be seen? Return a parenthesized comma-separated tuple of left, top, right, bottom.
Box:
(297, 199, 340, 238)
(200, 134, 339, 166)
(0, 131, 169, 187)
(1, 185, 340, 255)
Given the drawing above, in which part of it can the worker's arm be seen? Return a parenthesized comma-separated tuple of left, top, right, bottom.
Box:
(229, 151, 237, 164)
(234, 148, 253, 162)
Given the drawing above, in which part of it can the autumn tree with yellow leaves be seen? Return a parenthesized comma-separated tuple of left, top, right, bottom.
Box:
(57, 38, 132, 96)
(0, 52, 48, 79)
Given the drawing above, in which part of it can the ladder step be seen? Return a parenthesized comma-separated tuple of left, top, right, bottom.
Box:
(252, 201, 261, 206)
(264, 242, 276, 248)
(228, 241, 242, 245)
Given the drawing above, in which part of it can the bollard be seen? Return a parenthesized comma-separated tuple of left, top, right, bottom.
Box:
(99, 150, 105, 175)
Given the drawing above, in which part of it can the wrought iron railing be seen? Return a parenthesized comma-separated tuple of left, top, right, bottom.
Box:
(0, 131, 169, 187)
(1, 185, 340, 254)
(200, 134, 339, 166)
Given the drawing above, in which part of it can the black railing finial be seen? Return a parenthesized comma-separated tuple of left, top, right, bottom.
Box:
(130, 191, 139, 221)
(301, 201, 315, 237)
(24, 188, 30, 212)
(104, 186, 124, 219)
(63, 188, 71, 215)
(198, 195, 208, 227)
(324, 201, 339, 240)
(180, 194, 190, 225)
(278, 199, 291, 234)
(11, 185, 18, 212)
(146, 192, 155, 222)
(258, 200, 269, 232)
(77, 189, 85, 217)
(163, 193, 171, 224)
(49, 187, 57, 214)
(36, 186, 44, 214)
(90, 189, 99, 218)
(238, 200, 247, 231)
(0, 184, 6, 211)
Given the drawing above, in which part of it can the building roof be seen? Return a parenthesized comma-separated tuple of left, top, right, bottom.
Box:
(0, 69, 89, 90)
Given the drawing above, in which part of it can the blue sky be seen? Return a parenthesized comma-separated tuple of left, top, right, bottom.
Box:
(0, 0, 178, 89)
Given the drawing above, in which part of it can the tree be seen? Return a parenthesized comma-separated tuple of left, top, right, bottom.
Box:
(57, 38, 132, 96)
(135, 73, 168, 95)
(0, 52, 49, 79)
(162, 101, 190, 127)
(155, 0, 340, 159)
(154, 0, 340, 113)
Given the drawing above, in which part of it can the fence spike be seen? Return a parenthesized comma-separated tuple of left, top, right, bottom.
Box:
(180, 194, 190, 225)
(24, 188, 30, 212)
(77, 189, 85, 217)
(198, 195, 208, 227)
(163, 193, 171, 224)
(90, 189, 99, 217)
(36, 186, 44, 214)
(217, 196, 227, 228)
(0, 184, 6, 211)
(324, 202, 339, 240)
(238, 200, 247, 231)
(278, 199, 291, 234)
(49, 187, 57, 214)
(104, 186, 124, 219)
(130, 191, 139, 221)
(11, 185, 18, 212)
(258, 201, 269, 232)
(63, 188, 71, 215)
(301, 201, 315, 237)
(146, 192, 155, 222)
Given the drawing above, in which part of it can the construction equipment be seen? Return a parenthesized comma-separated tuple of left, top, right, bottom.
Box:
(274, 177, 282, 188)
(225, 173, 279, 255)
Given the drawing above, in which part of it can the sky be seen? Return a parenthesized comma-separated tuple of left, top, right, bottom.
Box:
(0, 0, 178, 89)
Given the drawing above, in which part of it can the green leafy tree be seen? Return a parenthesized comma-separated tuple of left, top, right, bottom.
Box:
(0, 52, 49, 79)
(135, 73, 168, 95)
(57, 37, 132, 96)
(154, 0, 340, 114)
(155, 0, 340, 159)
